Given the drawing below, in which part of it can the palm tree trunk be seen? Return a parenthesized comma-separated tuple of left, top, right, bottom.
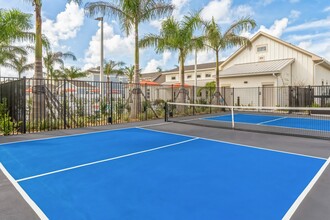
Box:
(32, 0, 45, 122)
(130, 21, 141, 119)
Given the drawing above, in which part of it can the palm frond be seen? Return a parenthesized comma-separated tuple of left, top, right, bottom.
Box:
(223, 17, 256, 37)
(140, 1, 174, 22)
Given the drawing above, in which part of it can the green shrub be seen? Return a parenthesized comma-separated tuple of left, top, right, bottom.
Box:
(0, 113, 14, 135)
(0, 98, 15, 135)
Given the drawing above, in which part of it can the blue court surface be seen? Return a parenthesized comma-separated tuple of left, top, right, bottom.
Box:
(204, 113, 330, 132)
(0, 127, 327, 219)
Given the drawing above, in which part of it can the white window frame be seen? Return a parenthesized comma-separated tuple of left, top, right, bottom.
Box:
(256, 45, 267, 53)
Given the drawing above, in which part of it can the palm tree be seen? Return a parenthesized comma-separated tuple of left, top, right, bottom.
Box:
(140, 13, 205, 103)
(84, 0, 173, 118)
(61, 66, 87, 80)
(7, 55, 34, 79)
(197, 81, 216, 101)
(0, 9, 34, 44)
(0, 9, 34, 77)
(0, 45, 28, 69)
(104, 60, 125, 83)
(122, 65, 135, 84)
(24, 0, 79, 120)
(43, 50, 77, 79)
(204, 17, 256, 103)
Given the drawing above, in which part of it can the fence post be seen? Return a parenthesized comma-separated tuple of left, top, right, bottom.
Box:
(145, 83, 148, 121)
(258, 87, 260, 107)
(110, 81, 113, 124)
(232, 88, 235, 106)
(63, 80, 67, 129)
(192, 85, 195, 115)
(171, 84, 174, 102)
(22, 77, 27, 134)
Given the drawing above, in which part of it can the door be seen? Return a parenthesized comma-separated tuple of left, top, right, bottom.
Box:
(262, 84, 274, 107)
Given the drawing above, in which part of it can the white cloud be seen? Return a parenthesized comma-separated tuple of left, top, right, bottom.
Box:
(259, 18, 288, 37)
(298, 40, 330, 61)
(324, 6, 330, 12)
(149, 19, 163, 30)
(200, 0, 254, 24)
(287, 32, 330, 42)
(143, 51, 172, 73)
(286, 17, 330, 32)
(258, 0, 274, 6)
(172, 0, 190, 20)
(149, 0, 190, 30)
(42, 2, 84, 48)
(84, 22, 135, 70)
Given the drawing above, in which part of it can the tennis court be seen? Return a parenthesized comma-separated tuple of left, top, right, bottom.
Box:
(204, 113, 330, 132)
(166, 102, 330, 139)
(0, 124, 329, 220)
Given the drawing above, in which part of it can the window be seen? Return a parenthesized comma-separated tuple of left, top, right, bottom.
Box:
(257, 45, 267, 53)
(187, 75, 192, 79)
(146, 89, 150, 99)
(205, 73, 211, 78)
(171, 76, 176, 80)
(197, 74, 201, 78)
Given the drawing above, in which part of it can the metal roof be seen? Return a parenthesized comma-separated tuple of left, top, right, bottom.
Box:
(220, 58, 295, 78)
(162, 62, 223, 74)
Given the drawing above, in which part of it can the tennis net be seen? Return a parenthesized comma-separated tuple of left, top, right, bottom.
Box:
(165, 102, 330, 139)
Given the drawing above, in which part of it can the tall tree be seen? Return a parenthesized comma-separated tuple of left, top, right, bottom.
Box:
(0, 9, 33, 76)
(104, 60, 125, 83)
(24, 0, 79, 120)
(7, 55, 34, 78)
(84, 0, 173, 118)
(0, 45, 27, 69)
(123, 65, 135, 84)
(204, 17, 256, 103)
(0, 9, 34, 44)
(61, 66, 87, 80)
(117, 65, 143, 84)
(140, 13, 205, 103)
(43, 50, 77, 78)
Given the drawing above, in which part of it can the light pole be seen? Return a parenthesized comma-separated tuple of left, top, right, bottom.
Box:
(95, 17, 104, 95)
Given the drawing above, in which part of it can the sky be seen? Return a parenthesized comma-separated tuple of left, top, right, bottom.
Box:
(1, 0, 330, 78)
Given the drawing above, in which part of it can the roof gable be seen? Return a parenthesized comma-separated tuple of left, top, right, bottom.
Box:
(220, 31, 323, 69)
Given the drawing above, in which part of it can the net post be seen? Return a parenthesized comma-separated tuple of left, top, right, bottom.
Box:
(231, 107, 235, 129)
(164, 102, 168, 122)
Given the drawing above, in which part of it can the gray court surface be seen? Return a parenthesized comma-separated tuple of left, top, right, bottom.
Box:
(0, 120, 329, 219)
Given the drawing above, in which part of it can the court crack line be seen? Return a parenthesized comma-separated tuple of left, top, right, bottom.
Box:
(16, 138, 199, 183)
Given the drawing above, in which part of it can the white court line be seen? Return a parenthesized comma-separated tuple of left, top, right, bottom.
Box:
(138, 122, 173, 128)
(137, 127, 327, 160)
(203, 114, 232, 119)
(0, 163, 48, 220)
(17, 138, 199, 182)
(0, 126, 134, 146)
(185, 116, 330, 133)
(257, 117, 288, 125)
(0, 121, 174, 146)
(282, 157, 330, 219)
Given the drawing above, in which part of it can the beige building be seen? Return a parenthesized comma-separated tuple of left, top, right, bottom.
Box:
(219, 31, 330, 88)
(161, 62, 220, 87)
(145, 31, 330, 106)
(156, 31, 330, 88)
